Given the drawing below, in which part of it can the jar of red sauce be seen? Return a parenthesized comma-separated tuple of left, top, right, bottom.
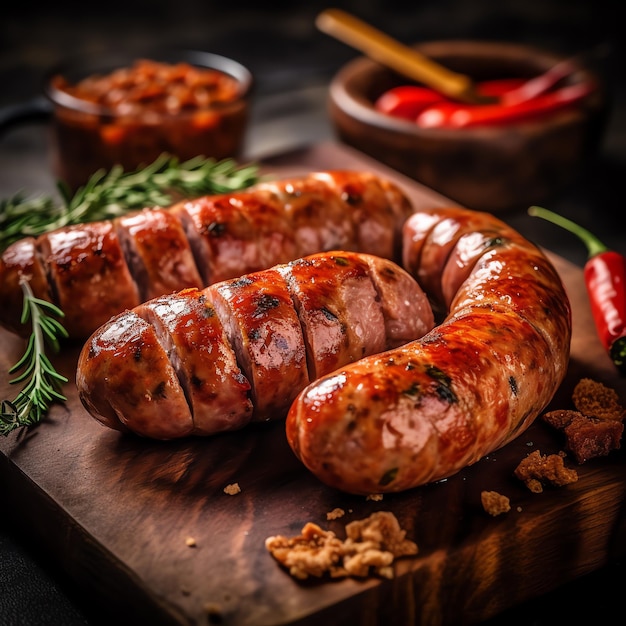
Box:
(45, 50, 253, 190)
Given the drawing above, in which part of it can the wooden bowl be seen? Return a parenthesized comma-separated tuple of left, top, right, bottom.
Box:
(328, 40, 607, 212)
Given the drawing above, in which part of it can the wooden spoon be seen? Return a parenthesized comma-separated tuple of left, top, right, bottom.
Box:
(316, 9, 498, 105)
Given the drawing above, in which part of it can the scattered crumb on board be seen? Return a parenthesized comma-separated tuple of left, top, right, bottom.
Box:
(542, 378, 625, 464)
(514, 450, 578, 493)
(571, 378, 626, 421)
(481, 490, 511, 516)
(265, 511, 417, 580)
(224, 483, 241, 495)
(326, 508, 345, 520)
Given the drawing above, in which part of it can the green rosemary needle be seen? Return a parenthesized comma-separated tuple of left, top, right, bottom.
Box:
(1, 279, 69, 436)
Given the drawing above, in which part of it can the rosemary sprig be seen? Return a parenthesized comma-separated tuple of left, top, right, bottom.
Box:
(1, 279, 69, 437)
(0, 153, 259, 252)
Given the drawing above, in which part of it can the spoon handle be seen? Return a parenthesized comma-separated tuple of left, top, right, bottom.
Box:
(316, 9, 485, 103)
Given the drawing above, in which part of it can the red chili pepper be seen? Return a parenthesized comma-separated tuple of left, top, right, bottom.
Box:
(374, 85, 443, 120)
(529, 206, 626, 375)
(417, 81, 595, 128)
(374, 79, 525, 121)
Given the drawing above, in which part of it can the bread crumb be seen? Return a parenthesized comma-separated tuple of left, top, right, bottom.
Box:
(481, 490, 511, 516)
(542, 409, 579, 430)
(185, 536, 197, 547)
(514, 450, 578, 493)
(572, 378, 626, 420)
(366, 493, 383, 501)
(564, 415, 624, 463)
(265, 511, 417, 580)
(542, 379, 624, 463)
(326, 508, 345, 520)
(224, 483, 241, 495)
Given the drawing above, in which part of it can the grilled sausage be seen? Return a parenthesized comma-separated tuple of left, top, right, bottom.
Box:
(285, 207, 572, 494)
(76, 251, 435, 439)
(0, 171, 413, 339)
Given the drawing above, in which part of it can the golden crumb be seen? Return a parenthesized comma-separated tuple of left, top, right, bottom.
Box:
(564, 415, 624, 463)
(572, 378, 626, 420)
(514, 450, 578, 493)
(481, 491, 511, 516)
(542, 409, 579, 430)
(265, 511, 417, 580)
(185, 536, 197, 548)
(326, 508, 345, 520)
(366, 493, 383, 501)
(223, 483, 241, 495)
(541, 378, 625, 464)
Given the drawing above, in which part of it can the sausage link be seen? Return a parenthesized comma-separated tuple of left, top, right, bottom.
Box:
(0, 171, 413, 339)
(0, 237, 52, 337)
(286, 207, 572, 494)
(76, 251, 434, 439)
(76, 310, 193, 439)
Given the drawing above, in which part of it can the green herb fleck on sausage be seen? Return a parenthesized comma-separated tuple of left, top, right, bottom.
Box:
(379, 467, 398, 486)
(426, 365, 457, 403)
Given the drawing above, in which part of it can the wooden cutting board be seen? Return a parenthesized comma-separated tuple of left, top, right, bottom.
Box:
(1, 141, 625, 626)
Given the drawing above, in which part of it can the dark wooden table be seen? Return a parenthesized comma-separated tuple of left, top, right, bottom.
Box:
(1, 1, 625, 624)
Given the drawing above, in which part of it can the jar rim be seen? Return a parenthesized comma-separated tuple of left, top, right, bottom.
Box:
(44, 48, 253, 117)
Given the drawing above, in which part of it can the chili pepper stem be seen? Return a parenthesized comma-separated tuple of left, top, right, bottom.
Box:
(528, 206, 608, 258)
(610, 336, 626, 375)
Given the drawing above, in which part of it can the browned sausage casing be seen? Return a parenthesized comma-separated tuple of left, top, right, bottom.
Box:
(76, 251, 434, 439)
(0, 171, 412, 339)
(286, 207, 572, 494)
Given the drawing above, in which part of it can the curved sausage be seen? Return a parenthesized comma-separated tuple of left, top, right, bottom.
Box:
(285, 207, 572, 494)
(1, 171, 413, 339)
(76, 251, 434, 439)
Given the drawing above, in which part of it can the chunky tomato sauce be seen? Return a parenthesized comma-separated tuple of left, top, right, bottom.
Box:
(51, 60, 242, 116)
(48, 59, 250, 189)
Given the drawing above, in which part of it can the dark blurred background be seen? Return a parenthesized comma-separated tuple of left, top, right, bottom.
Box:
(1, 1, 625, 624)
(2, 0, 625, 258)
(2, 1, 623, 95)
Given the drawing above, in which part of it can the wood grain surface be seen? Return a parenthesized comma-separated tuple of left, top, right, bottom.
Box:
(1, 142, 626, 626)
